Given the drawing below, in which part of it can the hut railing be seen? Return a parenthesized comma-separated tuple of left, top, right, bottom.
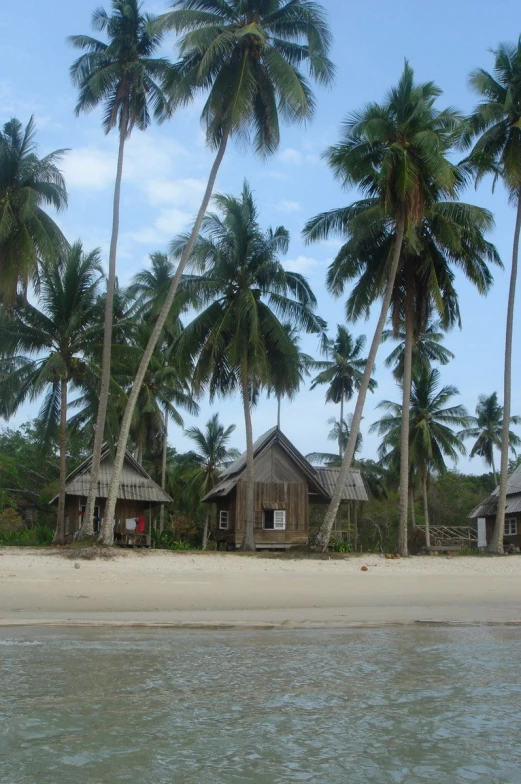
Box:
(416, 525, 477, 547)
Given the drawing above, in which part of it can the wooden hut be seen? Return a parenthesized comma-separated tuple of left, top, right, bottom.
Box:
(51, 446, 172, 543)
(202, 427, 368, 549)
(469, 463, 521, 549)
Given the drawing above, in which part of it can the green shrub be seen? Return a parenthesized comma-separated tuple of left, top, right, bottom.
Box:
(0, 507, 24, 534)
(330, 537, 353, 553)
(0, 524, 54, 547)
(151, 530, 195, 551)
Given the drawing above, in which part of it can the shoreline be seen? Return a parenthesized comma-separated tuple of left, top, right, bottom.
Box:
(2, 548, 521, 629)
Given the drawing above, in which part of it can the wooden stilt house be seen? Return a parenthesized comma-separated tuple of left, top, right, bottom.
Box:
(51, 446, 172, 543)
(202, 427, 368, 549)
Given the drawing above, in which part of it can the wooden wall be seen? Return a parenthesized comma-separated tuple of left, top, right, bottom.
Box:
(215, 480, 309, 548)
(64, 495, 154, 540)
(485, 514, 521, 548)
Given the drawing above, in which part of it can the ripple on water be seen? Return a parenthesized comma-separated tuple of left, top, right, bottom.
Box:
(0, 627, 520, 784)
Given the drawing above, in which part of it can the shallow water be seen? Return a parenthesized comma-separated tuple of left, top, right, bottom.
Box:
(1, 627, 521, 783)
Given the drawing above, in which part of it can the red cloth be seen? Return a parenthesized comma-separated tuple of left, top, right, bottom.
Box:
(136, 515, 146, 534)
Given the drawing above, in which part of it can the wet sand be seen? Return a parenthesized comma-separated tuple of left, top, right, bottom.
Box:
(1, 548, 520, 628)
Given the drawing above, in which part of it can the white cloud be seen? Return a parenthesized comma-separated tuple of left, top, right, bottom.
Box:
(63, 134, 192, 192)
(63, 146, 116, 190)
(284, 255, 320, 274)
(278, 147, 304, 165)
(126, 207, 193, 246)
(275, 200, 301, 214)
(145, 177, 206, 208)
(277, 147, 319, 166)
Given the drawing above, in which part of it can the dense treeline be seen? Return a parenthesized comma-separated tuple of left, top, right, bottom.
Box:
(1, 0, 521, 554)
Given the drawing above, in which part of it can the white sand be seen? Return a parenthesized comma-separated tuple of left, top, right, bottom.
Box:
(1, 548, 521, 628)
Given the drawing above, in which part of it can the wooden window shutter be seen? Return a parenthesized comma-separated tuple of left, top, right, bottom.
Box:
(274, 510, 286, 530)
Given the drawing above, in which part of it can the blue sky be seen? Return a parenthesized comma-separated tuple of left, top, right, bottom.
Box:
(1, 0, 520, 474)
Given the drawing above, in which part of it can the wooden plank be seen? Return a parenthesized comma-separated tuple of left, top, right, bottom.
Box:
(425, 545, 462, 552)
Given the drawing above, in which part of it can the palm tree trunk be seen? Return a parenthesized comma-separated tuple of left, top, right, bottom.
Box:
(101, 130, 230, 545)
(240, 365, 256, 551)
(53, 378, 68, 545)
(397, 270, 415, 556)
(277, 395, 281, 429)
(202, 509, 210, 550)
(491, 451, 498, 488)
(159, 405, 168, 534)
(409, 486, 416, 528)
(314, 215, 406, 551)
(490, 192, 521, 554)
(80, 120, 127, 540)
(422, 471, 430, 548)
(339, 396, 344, 457)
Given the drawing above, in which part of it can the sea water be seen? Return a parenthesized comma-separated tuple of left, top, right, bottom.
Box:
(1, 627, 521, 783)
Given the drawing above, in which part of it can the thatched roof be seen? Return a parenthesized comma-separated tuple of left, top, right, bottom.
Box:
(51, 446, 172, 505)
(202, 427, 368, 503)
(468, 464, 521, 518)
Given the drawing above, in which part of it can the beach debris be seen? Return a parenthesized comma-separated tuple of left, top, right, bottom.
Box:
(74, 563, 81, 569)
(385, 553, 401, 560)
(361, 565, 368, 572)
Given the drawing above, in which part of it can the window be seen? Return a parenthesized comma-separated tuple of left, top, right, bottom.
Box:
(263, 509, 286, 530)
(505, 518, 518, 536)
(219, 510, 229, 530)
(80, 503, 101, 533)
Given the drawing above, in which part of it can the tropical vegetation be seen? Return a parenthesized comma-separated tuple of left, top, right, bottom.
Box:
(2, 3, 521, 557)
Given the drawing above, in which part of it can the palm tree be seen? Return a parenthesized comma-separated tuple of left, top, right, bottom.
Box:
(461, 39, 521, 553)
(303, 62, 461, 552)
(460, 392, 521, 483)
(0, 243, 104, 543)
(307, 198, 498, 555)
(266, 323, 317, 429)
(185, 414, 240, 548)
(306, 414, 363, 465)
(0, 117, 68, 302)
(174, 183, 324, 550)
(371, 368, 470, 548)
(101, 0, 333, 545)
(383, 319, 455, 381)
(70, 0, 173, 539)
(310, 326, 375, 455)
(127, 251, 197, 330)
(306, 416, 387, 502)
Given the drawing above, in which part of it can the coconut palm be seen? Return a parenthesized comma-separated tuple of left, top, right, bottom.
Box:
(371, 368, 470, 548)
(185, 414, 240, 548)
(306, 416, 387, 501)
(69, 0, 173, 538)
(0, 117, 68, 303)
(382, 319, 455, 381)
(459, 392, 521, 483)
(310, 326, 375, 455)
(461, 39, 521, 553)
(303, 62, 461, 552)
(306, 414, 363, 465)
(266, 323, 317, 429)
(0, 243, 104, 544)
(306, 196, 499, 554)
(101, 0, 333, 545)
(174, 182, 324, 550)
(126, 251, 198, 331)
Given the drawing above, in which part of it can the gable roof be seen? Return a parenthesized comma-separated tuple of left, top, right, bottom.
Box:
(468, 463, 521, 518)
(51, 446, 172, 505)
(202, 427, 368, 503)
(315, 467, 368, 503)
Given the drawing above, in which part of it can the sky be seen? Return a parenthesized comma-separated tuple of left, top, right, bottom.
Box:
(1, 0, 520, 474)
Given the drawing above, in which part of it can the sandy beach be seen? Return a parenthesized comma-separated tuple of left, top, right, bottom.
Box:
(1, 548, 521, 628)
